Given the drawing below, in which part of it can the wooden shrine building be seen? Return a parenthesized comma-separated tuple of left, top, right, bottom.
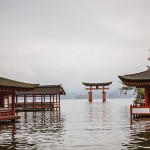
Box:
(82, 82, 112, 102)
(0, 77, 39, 122)
(119, 69, 150, 123)
(15, 85, 66, 111)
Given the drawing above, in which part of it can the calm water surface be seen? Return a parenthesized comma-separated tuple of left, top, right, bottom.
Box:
(0, 99, 150, 150)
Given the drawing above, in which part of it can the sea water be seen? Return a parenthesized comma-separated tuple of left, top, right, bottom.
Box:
(0, 99, 150, 150)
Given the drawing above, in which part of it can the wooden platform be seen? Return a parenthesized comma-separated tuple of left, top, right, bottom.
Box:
(0, 115, 20, 121)
(16, 107, 57, 112)
(7, 102, 60, 112)
(0, 111, 20, 122)
(15, 102, 60, 112)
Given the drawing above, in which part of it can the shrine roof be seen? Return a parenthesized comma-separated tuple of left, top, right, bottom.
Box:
(82, 82, 112, 86)
(118, 70, 150, 86)
(0, 77, 39, 91)
(16, 85, 66, 96)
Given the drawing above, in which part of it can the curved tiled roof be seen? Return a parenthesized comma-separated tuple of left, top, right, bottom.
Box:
(118, 70, 150, 87)
(0, 77, 39, 90)
(16, 85, 66, 96)
(82, 82, 112, 86)
(118, 70, 150, 82)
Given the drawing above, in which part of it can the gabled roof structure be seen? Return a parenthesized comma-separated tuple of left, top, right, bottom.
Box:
(16, 85, 66, 96)
(118, 70, 150, 87)
(82, 82, 112, 86)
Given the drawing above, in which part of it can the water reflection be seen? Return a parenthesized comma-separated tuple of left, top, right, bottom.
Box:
(1, 99, 150, 150)
(0, 110, 64, 150)
(123, 119, 150, 150)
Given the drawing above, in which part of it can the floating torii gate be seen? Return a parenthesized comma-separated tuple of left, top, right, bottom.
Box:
(82, 82, 112, 102)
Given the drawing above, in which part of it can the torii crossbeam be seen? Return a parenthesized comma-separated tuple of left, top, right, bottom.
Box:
(82, 82, 112, 102)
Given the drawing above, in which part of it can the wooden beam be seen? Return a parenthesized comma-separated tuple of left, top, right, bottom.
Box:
(85, 88, 109, 90)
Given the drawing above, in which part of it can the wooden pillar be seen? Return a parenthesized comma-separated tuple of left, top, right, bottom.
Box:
(59, 94, 60, 109)
(56, 94, 57, 109)
(12, 93, 16, 115)
(50, 95, 51, 108)
(41, 95, 43, 107)
(145, 88, 150, 106)
(0, 96, 4, 107)
(34, 96, 36, 108)
(53, 95, 54, 109)
(56, 94, 58, 102)
(88, 92, 92, 102)
(8, 96, 10, 108)
(33, 96, 34, 108)
(130, 105, 132, 125)
(102, 92, 106, 101)
(24, 95, 26, 108)
(102, 86, 106, 102)
(16, 95, 18, 108)
(44, 95, 45, 109)
(33, 95, 36, 108)
(88, 86, 92, 102)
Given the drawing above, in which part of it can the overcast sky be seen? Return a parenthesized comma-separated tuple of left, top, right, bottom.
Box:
(0, 0, 150, 93)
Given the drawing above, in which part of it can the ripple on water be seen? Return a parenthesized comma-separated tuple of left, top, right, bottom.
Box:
(1, 99, 150, 150)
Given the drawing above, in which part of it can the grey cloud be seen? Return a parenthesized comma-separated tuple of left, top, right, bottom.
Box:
(0, 0, 150, 93)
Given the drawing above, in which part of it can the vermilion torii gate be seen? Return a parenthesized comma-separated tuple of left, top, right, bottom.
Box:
(82, 82, 112, 102)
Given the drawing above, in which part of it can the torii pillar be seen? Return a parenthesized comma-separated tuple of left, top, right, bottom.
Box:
(88, 86, 93, 102)
(82, 82, 112, 102)
(102, 86, 106, 102)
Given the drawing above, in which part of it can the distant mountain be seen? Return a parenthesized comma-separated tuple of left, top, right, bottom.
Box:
(61, 91, 133, 99)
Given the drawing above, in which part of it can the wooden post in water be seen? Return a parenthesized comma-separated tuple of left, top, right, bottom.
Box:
(102, 86, 106, 102)
(24, 95, 27, 108)
(44, 95, 45, 109)
(16, 95, 18, 108)
(12, 93, 15, 115)
(50, 95, 51, 108)
(145, 87, 150, 106)
(130, 105, 132, 125)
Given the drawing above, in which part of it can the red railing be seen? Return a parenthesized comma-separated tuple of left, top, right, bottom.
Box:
(0, 111, 13, 116)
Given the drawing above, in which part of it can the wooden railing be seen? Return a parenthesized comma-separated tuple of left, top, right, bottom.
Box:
(0, 111, 13, 116)
(12, 102, 60, 109)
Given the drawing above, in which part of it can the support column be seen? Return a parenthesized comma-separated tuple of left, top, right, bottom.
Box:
(56, 94, 57, 109)
(34, 96, 36, 108)
(12, 94, 15, 115)
(44, 95, 45, 109)
(16, 95, 18, 108)
(8, 96, 10, 108)
(145, 88, 150, 106)
(41, 95, 43, 107)
(50, 95, 51, 108)
(88, 86, 92, 102)
(24, 95, 26, 108)
(102, 86, 106, 102)
(0, 96, 4, 107)
(130, 105, 132, 125)
(88, 92, 92, 102)
(59, 94, 60, 107)
(53, 95, 54, 109)
(33, 95, 36, 108)
(102, 92, 106, 102)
